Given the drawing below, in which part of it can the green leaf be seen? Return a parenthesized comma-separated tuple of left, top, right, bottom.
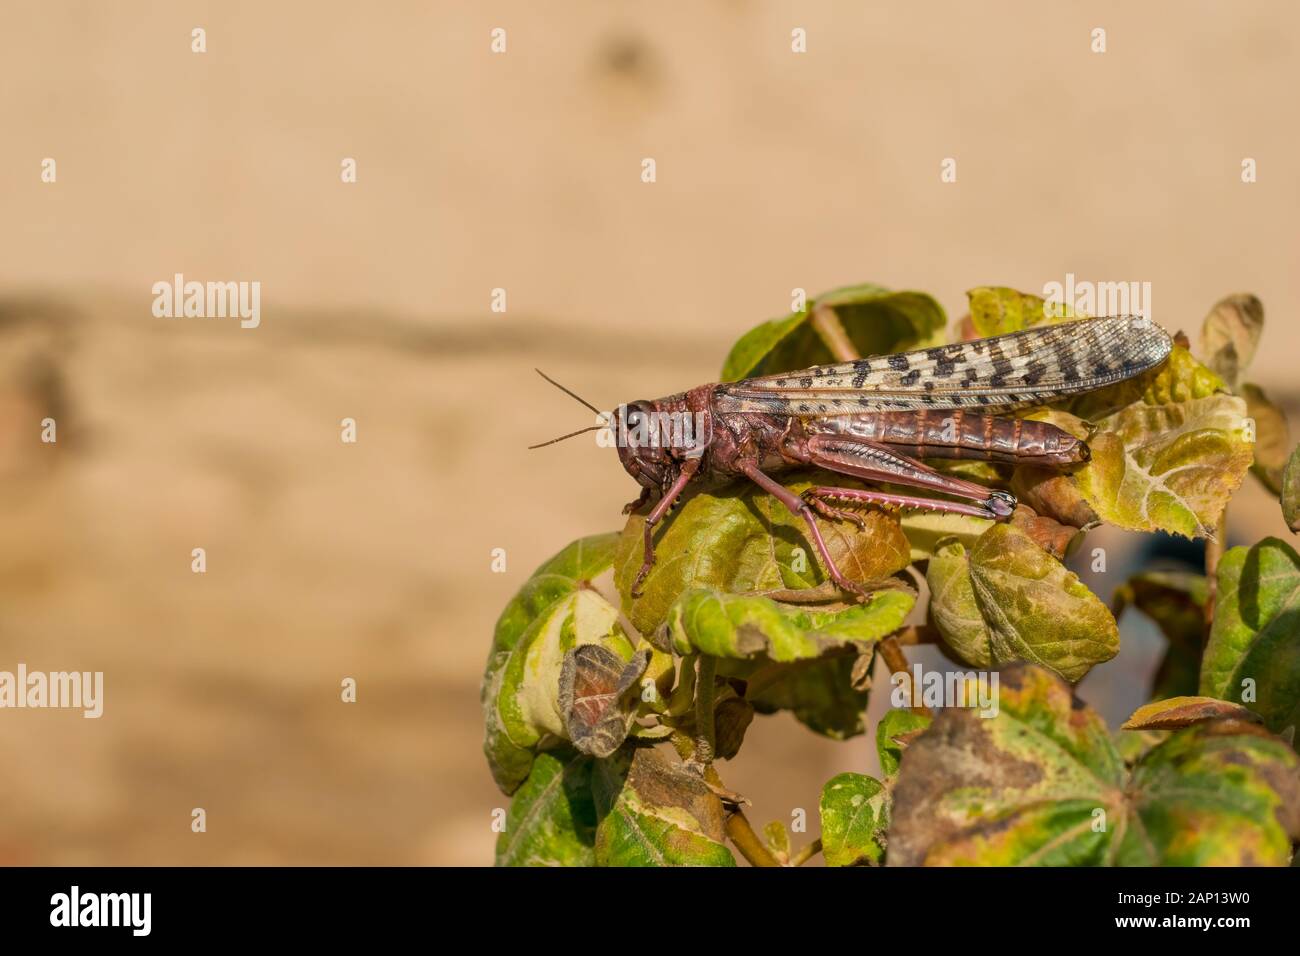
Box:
(495, 750, 597, 866)
(1284, 445, 1300, 533)
(1200, 293, 1264, 389)
(1113, 571, 1208, 700)
(719, 284, 946, 382)
(819, 773, 889, 866)
(745, 653, 874, 740)
(614, 474, 912, 634)
(926, 524, 1118, 682)
(592, 747, 736, 867)
(763, 820, 791, 861)
(1073, 391, 1253, 538)
(966, 286, 1075, 337)
(666, 588, 915, 660)
(1200, 537, 1300, 739)
(1114, 728, 1168, 767)
(876, 709, 932, 777)
(482, 533, 635, 792)
(887, 664, 1300, 865)
(666, 587, 913, 739)
(899, 511, 993, 563)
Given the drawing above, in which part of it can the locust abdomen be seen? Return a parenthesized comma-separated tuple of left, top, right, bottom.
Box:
(811, 410, 1088, 466)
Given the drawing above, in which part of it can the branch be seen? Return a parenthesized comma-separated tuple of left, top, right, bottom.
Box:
(811, 304, 861, 362)
(789, 838, 823, 867)
(1204, 505, 1228, 643)
(891, 622, 941, 646)
(694, 655, 717, 765)
(878, 634, 932, 718)
(724, 809, 783, 868)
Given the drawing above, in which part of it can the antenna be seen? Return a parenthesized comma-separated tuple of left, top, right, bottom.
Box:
(528, 369, 610, 449)
(534, 369, 602, 416)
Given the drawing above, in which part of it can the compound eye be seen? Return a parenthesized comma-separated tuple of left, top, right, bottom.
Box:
(623, 404, 649, 445)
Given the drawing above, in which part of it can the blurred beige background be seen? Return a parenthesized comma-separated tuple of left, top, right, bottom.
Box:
(0, 1, 1295, 864)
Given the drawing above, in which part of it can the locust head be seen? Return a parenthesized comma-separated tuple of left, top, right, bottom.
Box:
(528, 373, 679, 494)
(529, 371, 709, 502)
(611, 400, 677, 492)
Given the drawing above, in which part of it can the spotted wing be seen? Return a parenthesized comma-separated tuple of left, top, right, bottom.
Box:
(713, 316, 1172, 415)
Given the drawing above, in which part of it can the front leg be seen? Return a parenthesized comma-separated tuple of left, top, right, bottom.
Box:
(631, 457, 701, 598)
(622, 486, 652, 515)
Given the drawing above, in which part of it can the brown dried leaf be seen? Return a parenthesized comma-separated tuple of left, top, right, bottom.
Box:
(1011, 467, 1100, 530)
(1241, 383, 1290, 495)
(559, 646, 650, 758)
(713, 697, 755, 760)
(1201, 293, 1264, 388)
(1009, 506, 1084, 560)
(1122, 695, 1260, 731)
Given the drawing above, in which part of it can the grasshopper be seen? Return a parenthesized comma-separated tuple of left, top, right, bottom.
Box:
(533, 316, 1171, 599)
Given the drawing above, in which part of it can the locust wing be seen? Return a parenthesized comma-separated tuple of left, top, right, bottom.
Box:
(714, 316, 1172, 415)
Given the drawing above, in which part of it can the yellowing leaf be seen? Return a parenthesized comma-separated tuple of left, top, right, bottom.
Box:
(966, 286, 1076, 337)
(592, 747, 736, 867)
(888, 665, 1300, 866)
(614, 474, 911, 635)
(1067, 345, 1224, 423)
(926, 524, 1118, 682)
(1074, 393, 1252, 537)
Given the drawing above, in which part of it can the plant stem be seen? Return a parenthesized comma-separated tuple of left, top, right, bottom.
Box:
(1204, 505, 1228, 643)
(892, 622, 940, 646)
(810, 304, 861, 362)
(694, 655, 717, 765)
(879, 634, 932, 718)
(724, 809, 783, 868)
(789, 838, 823, 867)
